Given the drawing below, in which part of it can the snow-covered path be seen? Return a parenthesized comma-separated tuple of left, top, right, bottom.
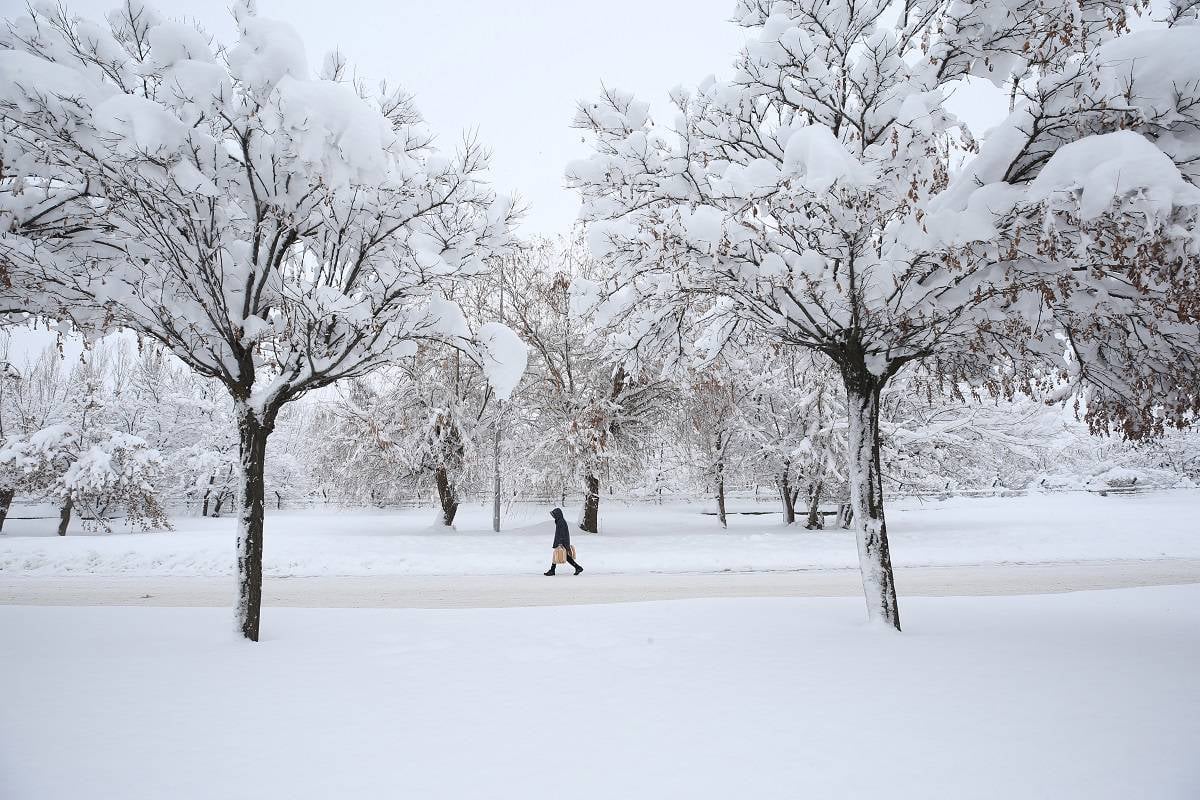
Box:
(4, 558, 1197, 607)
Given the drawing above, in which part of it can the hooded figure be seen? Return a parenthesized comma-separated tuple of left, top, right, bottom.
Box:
(545, 507, 583, 576)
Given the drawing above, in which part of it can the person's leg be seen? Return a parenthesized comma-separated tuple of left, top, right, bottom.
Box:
(565, 550, 582, 574)
(544, 561, 556, 575)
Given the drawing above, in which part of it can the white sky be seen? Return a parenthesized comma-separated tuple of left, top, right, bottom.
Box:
(0, 0, 752, 234)
(0, 0, 1009, 235)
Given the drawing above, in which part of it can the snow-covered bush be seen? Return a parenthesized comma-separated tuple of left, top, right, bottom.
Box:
(0, 422, 166, 533)
(62, 431, 166, 530)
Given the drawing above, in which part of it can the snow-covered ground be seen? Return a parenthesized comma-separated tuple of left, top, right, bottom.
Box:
(2, 586, 1197, 799)
(4, 492, 1197, 797)
(1, 490, 1197, 577)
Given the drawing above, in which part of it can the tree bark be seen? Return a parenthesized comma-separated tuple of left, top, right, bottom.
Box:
(201, 473, 215, 516)
(580, 472, 600, 533)
(235, 407, 273, 642)
(842, 367, 901, 631)
(715, 454, 728, 530)
(57, 495, 73, 536)
(492, 400, 502, 532)
(805, 481, 824, 529)
(433, 412, 463, 528)
(778, 460, 796, 525)
(0, 487, 14, 533)
(434, 465, 459, 527)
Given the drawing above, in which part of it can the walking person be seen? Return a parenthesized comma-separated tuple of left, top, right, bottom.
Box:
(544, 507, 583, 576)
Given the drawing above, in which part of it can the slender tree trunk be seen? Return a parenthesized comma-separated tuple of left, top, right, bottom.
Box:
(842, 367, 901, 631)
(435, 465, 459, 527)
(433, 413, 463, 528)
(778, 461, 796, 525)
(492, 400, 502, 532)
(57, 495, 73, 536)
(201, 473, 216, 516)
(0, 487, 14, 533)
(235, 407, 273, 642)
(805, 481, 824, 529)
(715, 454, 728, 530)
(580, 472, 600, 533)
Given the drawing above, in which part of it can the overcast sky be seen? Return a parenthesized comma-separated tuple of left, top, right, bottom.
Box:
(1, 0, 1014, 236)
(0, 0, 1010, 235)
(0, 0, 757, 233)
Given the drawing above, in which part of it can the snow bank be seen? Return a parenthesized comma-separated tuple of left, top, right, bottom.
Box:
(2, 586, 1197, 799)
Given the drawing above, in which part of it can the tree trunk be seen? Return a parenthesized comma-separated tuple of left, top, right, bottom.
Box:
(0, 487, 14, 533)
(201, 473, 215, 516)
(57, 495, 73, 536)
(842, 367, 901, 631)
(492, 400, 502, 532)
(805, 482, 824, 529)
(778, 461, 796, 525)
(213, 491, 226, 517)
(715, 455, 728, 530)
(434, 465, 459, 527)
(580, 472, 600, 533)
(235, 408, 273, 642)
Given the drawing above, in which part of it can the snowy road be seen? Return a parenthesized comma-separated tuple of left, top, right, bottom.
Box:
(3, 558, 1198, 607)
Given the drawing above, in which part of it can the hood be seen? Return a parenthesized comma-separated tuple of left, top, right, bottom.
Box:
(550, 508, 564, 520)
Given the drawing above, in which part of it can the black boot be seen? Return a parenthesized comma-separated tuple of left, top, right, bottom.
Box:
(574, 565, 583, 575)
(544, 566, 556, 576)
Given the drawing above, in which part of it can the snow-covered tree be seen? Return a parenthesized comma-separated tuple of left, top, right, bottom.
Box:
(732, 348, 847, 526)
(100, 340, 241, 515)
(0, 342, 167, 534)
(61, 429, 166, 530)
(0, 342, 85, 533)
(313, 349, 501, 526)
(0, 3, 521, 639)
(503, 237, 669, 532)
(568, 0, 1200, 628)
(2, 424, 78, 535)
(678, 361, 750, 527)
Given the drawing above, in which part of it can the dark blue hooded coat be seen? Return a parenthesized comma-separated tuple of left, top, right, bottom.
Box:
(550, 507, 571, 548)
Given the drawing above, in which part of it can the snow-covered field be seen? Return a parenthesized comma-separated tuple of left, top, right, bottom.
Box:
(1, 490, 1197, 577)
(2, 586, 1197, 799)
(3, 492, 1198, 797)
